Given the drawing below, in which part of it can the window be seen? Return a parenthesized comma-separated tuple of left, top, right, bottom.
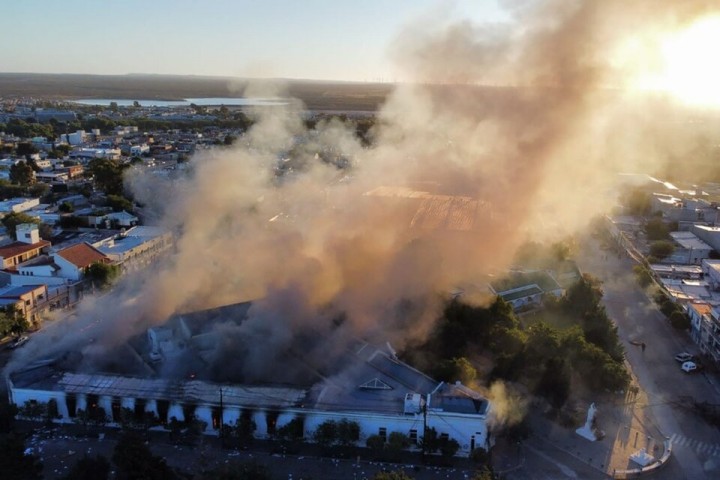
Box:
(379, 427, 387, 442)
(409, 429, 418, 444)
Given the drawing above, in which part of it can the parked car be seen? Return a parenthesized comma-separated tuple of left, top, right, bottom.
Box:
(675, 352, 694, 363)
(681, 361, 698, 373)
(9, 336, 29, 349)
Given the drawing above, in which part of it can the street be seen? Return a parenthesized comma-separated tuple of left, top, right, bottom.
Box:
(577, 234, 720, 479)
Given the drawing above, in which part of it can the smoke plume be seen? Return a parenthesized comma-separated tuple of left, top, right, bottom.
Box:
(8, 0, 720, 383)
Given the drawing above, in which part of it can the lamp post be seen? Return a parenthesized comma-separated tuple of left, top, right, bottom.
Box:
(219, 387, 224, 440)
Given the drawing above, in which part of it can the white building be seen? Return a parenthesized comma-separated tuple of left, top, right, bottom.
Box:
(8, 342, 491, 456)
(669, 231, 713, 265)
(0, 197, 41, 215)
(94, 226, 172, 272)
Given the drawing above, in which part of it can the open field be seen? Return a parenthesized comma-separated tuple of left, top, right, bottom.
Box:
(0, 73, 393, 112)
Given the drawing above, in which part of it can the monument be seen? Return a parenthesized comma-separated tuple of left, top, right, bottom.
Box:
(576, 402, 599, 441)
(630, 448, 656, 467)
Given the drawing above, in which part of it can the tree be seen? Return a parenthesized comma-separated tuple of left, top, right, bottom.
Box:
(198, 462, 270, 480)
(1, 212, 41, 237)
(0, 433, 43, 480)
(649, 240, 674, 260)
(669, 311, 691, 330)
(113, 431, 176, 480)
(87, 158, 128, 195)
(372, 471, 414, 480)
(9, 160, 35, 186)
(16, 142, 39, 158)
(221, 413, 256, 449)
(645, 218, 670, 241)
(85, 262, 120, 290)
(633, 265, 653, 287)
(366, 434, 385, 452)
(313, 420, 338, 447)
(435, 357, 477, 384)
(0, 307, 29, 337)
(110, 102, 119, 113)
(107, 194, 134, 212)
(386, 432, 410, 455)
(223, 135, 236, 146)
(59, 201, 75, 213)
(336, 419, 360, 447)
(0, 401, 18, 433)
(133, 100, 141, 108)
(62, 454, 111, 480)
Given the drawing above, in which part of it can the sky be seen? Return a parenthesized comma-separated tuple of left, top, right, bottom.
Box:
(1, 0, 508, 82)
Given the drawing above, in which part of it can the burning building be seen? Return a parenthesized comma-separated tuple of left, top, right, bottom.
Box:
(7, 302, 491, 456)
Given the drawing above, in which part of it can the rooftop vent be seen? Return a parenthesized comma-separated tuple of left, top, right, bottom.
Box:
(359, 378, 392, 390)
(404, 393, 424, 414)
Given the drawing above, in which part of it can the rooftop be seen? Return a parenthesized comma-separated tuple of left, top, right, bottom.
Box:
(0, 240, 50, 260)
(670, 232, 713, 251)
(56, 242, 109, 269)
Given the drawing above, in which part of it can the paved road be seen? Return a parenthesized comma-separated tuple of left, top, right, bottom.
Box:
(577, 235, 720, 479)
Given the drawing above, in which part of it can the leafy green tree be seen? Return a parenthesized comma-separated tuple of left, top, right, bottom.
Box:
(107, 194, 134, 212)
(0, 307, 29, 337)
(85, 262, 120, 290)
(366, 434, 385, 452)
(9, 160, 35, 185)
(15, 143, 39, 158)
(386, 431, 410, 454)
(434, 357, 477, 384)
(633, 265, 653, 287)
(59, 201, 74, 213)
(276, 417, 304, 441)
(62, 454, 111, 480)
(1, 212, 41, 237)
(372, 471, 414, 480)
(87, 158, 128, 195)
(0, 433, 43, 480)
(623, 188, 652, 216)
(669, 311, 691, 330)
(649, 240, 674, 260)
(113, 431, 176, 480)
(110, 102, 119, 113)
(199, 462, 270, 480)
(645, 218, 670, 241)
(0, 401, 18, 433)
(336, 419, 360, 447)
(221, 412, 256, 449)
(313, 420, 338, 447)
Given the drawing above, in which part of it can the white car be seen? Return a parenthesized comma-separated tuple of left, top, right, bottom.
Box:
(9, 335, 29, 349)
(681, 361, 697, 373)
(675, 352, 694, 363)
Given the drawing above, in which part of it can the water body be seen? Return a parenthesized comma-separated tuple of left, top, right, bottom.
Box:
(72, 97, 287, 107)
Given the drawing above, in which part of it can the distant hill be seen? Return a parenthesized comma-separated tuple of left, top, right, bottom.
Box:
(0, 73, 393, 112)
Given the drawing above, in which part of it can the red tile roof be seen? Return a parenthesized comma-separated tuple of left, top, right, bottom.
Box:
(56, 243, 109, 269)
(0, 240, 50, 259)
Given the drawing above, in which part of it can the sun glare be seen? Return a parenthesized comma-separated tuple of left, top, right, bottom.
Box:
(639, 16, 720, 108)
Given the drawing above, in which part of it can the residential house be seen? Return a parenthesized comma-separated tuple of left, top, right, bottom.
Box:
(0, 284, 48, 326)
(687, 302, 720, 365)
(490, 270, 564, 312)
(95, 226, 172, 272)
(53, 243, 111, 281)
(0, 224, 50, 269)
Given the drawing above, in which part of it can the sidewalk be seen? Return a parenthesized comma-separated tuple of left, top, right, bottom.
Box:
(525, 390, 667, 478)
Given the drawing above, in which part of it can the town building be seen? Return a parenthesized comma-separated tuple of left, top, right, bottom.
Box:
(0, 224, 50, 269)
(8, 341, 491, 456)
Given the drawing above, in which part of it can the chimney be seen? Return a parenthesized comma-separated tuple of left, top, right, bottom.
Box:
(16, 223, 40, 244)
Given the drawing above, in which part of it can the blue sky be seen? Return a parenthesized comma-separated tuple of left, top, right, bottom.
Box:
(2, 0, 508, 81)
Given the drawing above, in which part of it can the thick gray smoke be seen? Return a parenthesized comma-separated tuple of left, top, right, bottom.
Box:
(8, 0, 720, 383)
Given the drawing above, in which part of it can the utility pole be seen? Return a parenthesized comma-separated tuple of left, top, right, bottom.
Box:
(219, 387, 224, 440)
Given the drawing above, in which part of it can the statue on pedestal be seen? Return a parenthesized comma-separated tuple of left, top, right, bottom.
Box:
(576, 402, 599, 441)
